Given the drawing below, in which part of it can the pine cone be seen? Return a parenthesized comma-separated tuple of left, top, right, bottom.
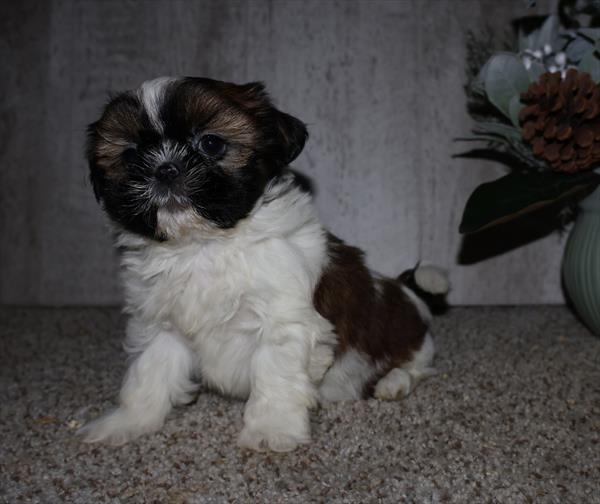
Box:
(519, 69, 600, 173)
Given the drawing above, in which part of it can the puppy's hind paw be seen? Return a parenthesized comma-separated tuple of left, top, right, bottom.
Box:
(77, 407, 161, 446)
(374, 368, 413, 400)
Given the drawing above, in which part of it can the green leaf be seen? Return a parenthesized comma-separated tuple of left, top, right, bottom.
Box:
(518, 28, 536, 52)
(527, 61, 545, 82)
(459, 171, 600, 234)
(518, 26, 531, 52)
(579, 50, 600, 82)
(535, 15, 559, 50)
(565, 36, 595, 63)
(577, 28, 600, 43)
(484, 54, 530, 119)
(508, 95, 524, 128)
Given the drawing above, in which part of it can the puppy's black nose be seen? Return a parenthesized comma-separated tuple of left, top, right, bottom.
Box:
(156, 162, 180, 183)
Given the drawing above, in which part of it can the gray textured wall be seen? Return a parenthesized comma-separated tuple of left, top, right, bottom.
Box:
(0, 0, 564, 306)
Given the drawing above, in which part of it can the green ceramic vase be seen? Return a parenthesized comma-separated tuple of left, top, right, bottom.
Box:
(562, 185, 600, 336)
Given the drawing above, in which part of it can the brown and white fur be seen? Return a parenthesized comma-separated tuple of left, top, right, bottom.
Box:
(79, 77, 449, 452)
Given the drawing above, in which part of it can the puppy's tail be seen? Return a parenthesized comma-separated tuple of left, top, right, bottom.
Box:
(398, 263, 449, 312)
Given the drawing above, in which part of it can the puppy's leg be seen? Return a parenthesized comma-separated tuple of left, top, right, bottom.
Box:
(318, 349, 378, 402)
(238, 325, 317, 452)
(307, 341, 335, 384)
(374, 332, 436, 400)
(78, 320, 197, 445)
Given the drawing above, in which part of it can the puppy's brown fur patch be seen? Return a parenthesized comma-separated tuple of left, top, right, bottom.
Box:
(314, 233, 427, 396)
(91, 93, 144, 179)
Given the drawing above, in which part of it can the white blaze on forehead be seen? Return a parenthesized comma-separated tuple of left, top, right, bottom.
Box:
(138, 76, 179, 133)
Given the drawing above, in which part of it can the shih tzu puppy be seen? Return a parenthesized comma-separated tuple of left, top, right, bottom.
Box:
(79, 77, 449, 452)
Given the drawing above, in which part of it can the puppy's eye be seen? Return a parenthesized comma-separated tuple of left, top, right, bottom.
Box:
(121, 146, 138, 164)
(199, 134, 226, 157)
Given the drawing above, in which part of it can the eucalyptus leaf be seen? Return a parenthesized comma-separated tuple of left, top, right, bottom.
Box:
(579, 50, 600, 82)
(518, 28, 535, 52)
(534, 15, 560, 51)
(527, 61, 545, 82)
(577, 28, 600, 43)
(508, 94, 524, 127)
(565, 36, 595, 63)
(459, 171, 600, 234)
(484, 53, 530, 119)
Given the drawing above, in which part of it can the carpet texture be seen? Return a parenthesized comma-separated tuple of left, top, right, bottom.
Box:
(1, 306, 599, 503)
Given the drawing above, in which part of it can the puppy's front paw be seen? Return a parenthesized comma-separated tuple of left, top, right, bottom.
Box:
(77, 407, 161, 446)
(238, 426, 308, 452)
(238, 408, 310, 452)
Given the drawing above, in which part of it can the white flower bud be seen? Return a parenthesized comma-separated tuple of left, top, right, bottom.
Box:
(533, 50, 543, 59)
(543, 44, 552, 55)
(523, 55, 532, 69)
(555, 52, 567, 67)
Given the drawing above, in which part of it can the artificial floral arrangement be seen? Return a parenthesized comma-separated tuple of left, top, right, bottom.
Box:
(460, 0, 600, 336)
(460, 0, 600, 234)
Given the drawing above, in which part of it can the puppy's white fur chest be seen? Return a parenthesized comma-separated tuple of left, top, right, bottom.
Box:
(121, 241, 259, 397)
(117, 183, 334, 398)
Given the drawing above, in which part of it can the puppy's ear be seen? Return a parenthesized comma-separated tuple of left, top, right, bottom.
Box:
(236, 81, 269, 105)
(272, 109, 308, 167)
(235, 81, 308, 167)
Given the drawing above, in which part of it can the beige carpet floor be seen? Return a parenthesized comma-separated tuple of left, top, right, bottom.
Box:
(1, 306, 599, 503)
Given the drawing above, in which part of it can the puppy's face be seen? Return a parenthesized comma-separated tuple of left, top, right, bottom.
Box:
(87, 77, 307, 240)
